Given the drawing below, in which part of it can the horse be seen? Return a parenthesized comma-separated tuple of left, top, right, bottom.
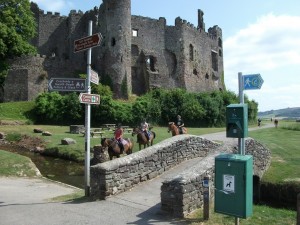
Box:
(131, 127, 156, 150)
(167, 122, 188, 136)
(274, 119, 279, 128)
(101, 137, 133, 160)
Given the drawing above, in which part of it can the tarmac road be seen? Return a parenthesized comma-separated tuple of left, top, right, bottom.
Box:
(0, 124, 273, 225)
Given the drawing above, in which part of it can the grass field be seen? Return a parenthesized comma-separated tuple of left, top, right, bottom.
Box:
(249, 122, 300, 184)
(0, 101, 299, 225)
(0, 124, 225, 161)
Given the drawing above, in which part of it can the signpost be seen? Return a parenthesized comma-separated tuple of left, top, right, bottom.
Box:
(243, 74, 264, 90)
(236, 72, 264, 225)
(90, 69, 99, 85)
(79, 93, 100, 104)
(74, 21, 103, 197)
(74, 33, 102, 53)
(48, 78, 86, 92)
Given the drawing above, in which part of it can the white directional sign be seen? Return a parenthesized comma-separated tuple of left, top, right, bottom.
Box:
(79, 93, 100, 105)
(243, 74, 264, 90)
(48, 78, 86, 92)
(90, 69, 99, 85)
(74, 33, 103, 53)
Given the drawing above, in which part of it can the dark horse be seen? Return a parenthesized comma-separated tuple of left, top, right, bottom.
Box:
(101, 138, 133, 160)
(168, 122, 188, 136)
(132, 127, 156, 150)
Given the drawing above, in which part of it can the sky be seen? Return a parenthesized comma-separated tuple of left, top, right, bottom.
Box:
(31, 0, 300, 112)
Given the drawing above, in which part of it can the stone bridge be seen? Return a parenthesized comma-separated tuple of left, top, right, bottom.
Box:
(90, 134, 271, 218)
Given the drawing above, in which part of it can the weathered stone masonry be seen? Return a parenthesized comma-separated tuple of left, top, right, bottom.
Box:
(161, 138, 271, 218)
(3, 0, 224, 102)
(90, 136, 271, 218)
(90, 135, 220, 199)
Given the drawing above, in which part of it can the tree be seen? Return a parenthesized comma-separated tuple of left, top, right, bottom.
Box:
(0, 0, 37, 90)
(0, 0, 37, 59)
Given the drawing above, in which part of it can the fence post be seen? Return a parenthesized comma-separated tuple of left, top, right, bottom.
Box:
(297, 193, 300, 225)
(203, 176, 210, 220)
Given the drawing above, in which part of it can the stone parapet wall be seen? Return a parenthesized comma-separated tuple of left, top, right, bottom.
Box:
(160, 138, 271, 218)
(161, 152, 218, 218)
(90, 135, 220, 199)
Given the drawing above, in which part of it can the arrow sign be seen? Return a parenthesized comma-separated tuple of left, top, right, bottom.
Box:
(74, 33, 103, 53)
(90, 69, 99, 85)
(48, 78, 86, 92)
(243, 74, 264, 90)
(79, 93, 100, 105)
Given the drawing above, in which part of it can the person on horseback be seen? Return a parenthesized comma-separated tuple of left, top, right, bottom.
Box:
(140, 118, 150, 143)
(114, 123, 124, 153)
(176, 115, 185, 134)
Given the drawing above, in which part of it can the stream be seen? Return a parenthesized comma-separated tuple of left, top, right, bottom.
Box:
(2, 147, 85, 189)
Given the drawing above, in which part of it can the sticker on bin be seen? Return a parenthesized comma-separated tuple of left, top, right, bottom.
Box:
(223, 174, 235, 193)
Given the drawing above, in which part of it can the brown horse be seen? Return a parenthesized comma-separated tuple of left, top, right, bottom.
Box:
(101, 138, 133, 160)
(132, 127, 156, 150)
(168, 122, 188, 136)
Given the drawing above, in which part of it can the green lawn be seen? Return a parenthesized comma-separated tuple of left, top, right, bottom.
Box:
(0, 150, 40, 177)
(0, 124, 225, 162)
(0, 123, 298, 224)
(0, 101, 35, 122)
(249, 125, 300, 184)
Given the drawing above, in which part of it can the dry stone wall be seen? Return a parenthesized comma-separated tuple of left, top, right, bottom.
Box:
(90, 135, 220, 200)
(160, 138, 271, 218)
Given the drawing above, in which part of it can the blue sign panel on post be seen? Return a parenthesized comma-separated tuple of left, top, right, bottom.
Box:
(243, 74, 264, 90)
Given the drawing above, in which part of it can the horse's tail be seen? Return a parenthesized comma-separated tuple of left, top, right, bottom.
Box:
(152, 131, 156, 139)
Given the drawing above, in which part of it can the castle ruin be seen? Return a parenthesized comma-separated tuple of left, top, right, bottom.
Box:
(3, 0, 224, 102)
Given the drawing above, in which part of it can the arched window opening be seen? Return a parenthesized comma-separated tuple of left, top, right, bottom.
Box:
(211, 50, 218, 71)
(132, 29, 138, 37)
(146, 56, 155, 72)
(111, 37, 116, 46)
(189, 44, 194, 61)
(218, 37, 222, 48)
(193, 69, 198, 75)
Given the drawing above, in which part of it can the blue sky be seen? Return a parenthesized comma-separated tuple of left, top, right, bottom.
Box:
(31, 0, 300, 112)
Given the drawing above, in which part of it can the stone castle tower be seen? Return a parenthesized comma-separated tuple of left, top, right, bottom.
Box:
(3, 0, 224, 102)
(98, 0, 132, 98)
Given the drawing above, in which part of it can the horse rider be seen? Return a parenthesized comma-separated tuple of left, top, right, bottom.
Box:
(258, 118, 261, 127)
(140, 118, 150, 143)
(114, 123, 125, 153)
(176, 115, 185, 134)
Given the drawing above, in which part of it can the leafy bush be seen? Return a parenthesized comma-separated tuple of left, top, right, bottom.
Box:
(31, 88, 257, 128)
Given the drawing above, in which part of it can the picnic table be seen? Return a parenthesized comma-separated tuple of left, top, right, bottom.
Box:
(101, 124, 116, 130)
(122, 126, 133, 133)
(80, 128, 105, 138)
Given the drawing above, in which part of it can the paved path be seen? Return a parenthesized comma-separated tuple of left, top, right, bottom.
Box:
(0, 124, 273, 225)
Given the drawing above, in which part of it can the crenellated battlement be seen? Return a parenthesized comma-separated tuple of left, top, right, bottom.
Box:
(132, 15, 167, 26)
(4, 1, 224, 103)
(174, 16, 220, 40)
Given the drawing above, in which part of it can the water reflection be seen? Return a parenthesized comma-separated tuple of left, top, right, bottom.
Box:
(3, 148, 84, 188)
(31, 154, 85, 189)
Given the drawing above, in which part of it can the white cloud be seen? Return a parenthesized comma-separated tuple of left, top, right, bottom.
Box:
(31, 0, 68, 13)
(224, 14, 300, 111)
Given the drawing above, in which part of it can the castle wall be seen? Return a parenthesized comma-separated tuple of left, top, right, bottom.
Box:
(3, 1, 225, 103)
(131, 16, 171, 94)
(172, 18, 224, 92)
(101, 0, 132, 98)
(4, 55, 48, 102)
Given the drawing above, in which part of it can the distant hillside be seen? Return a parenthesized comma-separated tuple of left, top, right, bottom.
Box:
(258, 107, 300, 118)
